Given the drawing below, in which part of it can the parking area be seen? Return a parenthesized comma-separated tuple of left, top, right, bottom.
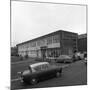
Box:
(11, 57, 87, 90)
(11, 57, 69, 79)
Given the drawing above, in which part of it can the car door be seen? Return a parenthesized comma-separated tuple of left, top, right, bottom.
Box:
(45, 66, 56, 78)
(33, 65, 48, 81)
(38, 64, 51, 80)
(41, 64, 56, 79)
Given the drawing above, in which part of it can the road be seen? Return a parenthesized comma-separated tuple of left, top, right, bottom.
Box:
(11, 60, 87, 90)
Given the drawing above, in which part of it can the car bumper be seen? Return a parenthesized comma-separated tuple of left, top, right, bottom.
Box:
(19, 76, 24, 82)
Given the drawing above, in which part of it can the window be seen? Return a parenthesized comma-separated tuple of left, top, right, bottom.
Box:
(41, 64, 50, 70)
(53, 35, 59, 43)
(32, 65, 42, 72)
(30, 42, 36, 47)
(47, 36, 52, 45)
(37, 40, 41, 46)
(32, 64, 50, 72)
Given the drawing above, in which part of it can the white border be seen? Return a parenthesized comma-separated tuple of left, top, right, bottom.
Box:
(0, 0, 89, 90)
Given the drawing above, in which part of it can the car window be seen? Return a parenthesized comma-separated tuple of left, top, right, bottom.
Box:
(32, 64, 50, 72)
(32, 65, 42, 72)
(41, 64, 49, 70)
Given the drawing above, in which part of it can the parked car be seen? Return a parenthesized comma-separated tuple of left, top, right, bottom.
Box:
(83, 52, 87, 65)
(17, 62, 62, 85)
(84, 57, 87, 65)
(73, 52, 84, 61)
(56, 55, 73, 63)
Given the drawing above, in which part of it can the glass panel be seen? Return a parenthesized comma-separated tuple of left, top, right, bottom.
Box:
(32, 65, 42, 72)
(41, 64, 50, 70)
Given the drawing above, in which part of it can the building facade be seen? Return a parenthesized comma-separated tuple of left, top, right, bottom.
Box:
(11, 46, 18, 56)
(78, 34, 87, 52)
(17, 30, 78, 59)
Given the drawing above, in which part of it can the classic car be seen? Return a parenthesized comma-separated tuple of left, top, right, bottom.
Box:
(17, 62, 62, 85)
(56, 55, 73, 63)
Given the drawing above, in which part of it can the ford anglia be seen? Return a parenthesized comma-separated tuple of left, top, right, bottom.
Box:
(18, 62, 62, 85)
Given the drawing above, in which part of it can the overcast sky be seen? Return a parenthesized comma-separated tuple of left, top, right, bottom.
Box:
(11, 1, 86, 47)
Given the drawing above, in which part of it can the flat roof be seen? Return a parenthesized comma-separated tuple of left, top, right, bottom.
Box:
(16, 30, 78, 46)
(78, 34, 87, 39)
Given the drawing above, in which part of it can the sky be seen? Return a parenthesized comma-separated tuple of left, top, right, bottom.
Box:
(11, 1, 87, 47)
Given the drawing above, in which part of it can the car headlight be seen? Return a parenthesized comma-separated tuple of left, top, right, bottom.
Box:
(17, 72, 23, 78)
(17, 72, 22, 75)
(17, 72, 24, 82)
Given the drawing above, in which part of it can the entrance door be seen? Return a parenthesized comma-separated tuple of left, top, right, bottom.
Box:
(41, 49, 46, 61)
(41, 46, 47, 61)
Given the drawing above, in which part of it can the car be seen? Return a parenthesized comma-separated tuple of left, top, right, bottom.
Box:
(73, 52, 84, 61)
(56, 55, 73, 63)
(83, 52, 87, 65)
(83, 57, 87, 65)
(17, 62, 62, 85)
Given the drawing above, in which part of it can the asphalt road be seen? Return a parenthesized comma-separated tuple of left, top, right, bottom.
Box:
(11, 60, 87, 90)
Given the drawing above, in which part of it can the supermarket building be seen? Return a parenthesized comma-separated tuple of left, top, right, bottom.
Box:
(16, 30, 78, 59)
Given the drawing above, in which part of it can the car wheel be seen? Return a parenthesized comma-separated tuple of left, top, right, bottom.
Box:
(56, 72, 61, 77)
(30, 78, 38, 85)
(55, 60, 57, 63)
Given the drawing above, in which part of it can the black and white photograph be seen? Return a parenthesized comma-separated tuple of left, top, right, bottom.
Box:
(11, 0, 87, 90)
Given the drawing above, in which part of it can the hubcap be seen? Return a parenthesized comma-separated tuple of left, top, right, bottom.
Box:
(31, 78, 37, 85)
(32, 79, 36, 82)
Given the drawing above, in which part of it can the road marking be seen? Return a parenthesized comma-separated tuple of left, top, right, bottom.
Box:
(11, 78, 21, 82)
(62, 65, 69, 68)
(58, 64, 70, 69)
(11, 60, 36, 65)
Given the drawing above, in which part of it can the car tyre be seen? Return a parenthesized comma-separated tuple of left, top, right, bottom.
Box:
(30, 78, 38, 85)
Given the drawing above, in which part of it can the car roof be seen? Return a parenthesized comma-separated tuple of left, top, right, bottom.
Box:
(30, 62, 49, 68)
(58, 55, 71, 59)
